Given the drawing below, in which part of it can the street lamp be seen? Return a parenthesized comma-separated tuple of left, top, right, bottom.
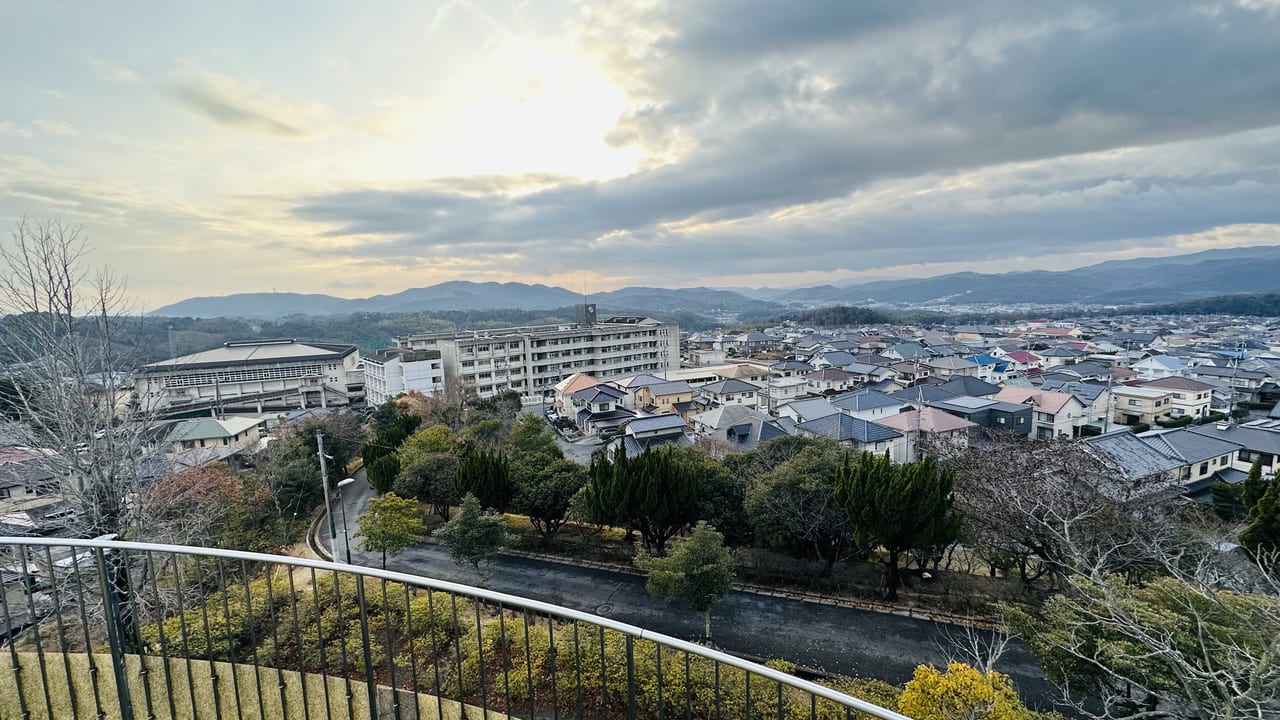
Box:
(337, 477, 357, 564)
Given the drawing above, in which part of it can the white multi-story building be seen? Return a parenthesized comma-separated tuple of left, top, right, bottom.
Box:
(395, 307, 679, 401)
(135, 339, 363, 414)
(363, 348, 446, 406)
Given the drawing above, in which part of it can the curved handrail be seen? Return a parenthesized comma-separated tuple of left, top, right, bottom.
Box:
(0, 535, 912, 720)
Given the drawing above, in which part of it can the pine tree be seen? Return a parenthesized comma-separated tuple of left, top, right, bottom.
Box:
(835, 453, 961, 601)
(1240, 480, 1280, 560)
(1240, 456, 1270, 514)
(454, 449, 514, 511)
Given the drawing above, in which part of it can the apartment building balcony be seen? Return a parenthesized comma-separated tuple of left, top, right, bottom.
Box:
(0, 537, 904, 720)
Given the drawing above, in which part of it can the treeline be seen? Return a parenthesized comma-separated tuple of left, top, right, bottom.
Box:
(1115, 291, 1280, 318)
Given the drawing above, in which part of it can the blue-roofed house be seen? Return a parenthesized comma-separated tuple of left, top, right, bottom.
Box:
(964, 354, 1010, 382)
(795, 414, 907, 461)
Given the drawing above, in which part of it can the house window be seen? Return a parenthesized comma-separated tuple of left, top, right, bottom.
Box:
(0, 488, 9, 500)
(1219, 456, 1228, 466)
(996, 417, 1006, 424)
(1128, 399, 1141, 406)
(1199, 462, 1209, 475)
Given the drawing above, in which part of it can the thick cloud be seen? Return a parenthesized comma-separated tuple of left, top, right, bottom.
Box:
(288, 0, 1280, 283)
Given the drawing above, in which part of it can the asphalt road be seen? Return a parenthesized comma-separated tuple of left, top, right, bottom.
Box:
(324, 476, 1063, 711)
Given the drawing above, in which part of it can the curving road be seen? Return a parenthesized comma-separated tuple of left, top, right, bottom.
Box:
(325, 476, 1064, 712)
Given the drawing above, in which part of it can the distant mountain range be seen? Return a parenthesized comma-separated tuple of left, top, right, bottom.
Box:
(151, 245, 1280, 319)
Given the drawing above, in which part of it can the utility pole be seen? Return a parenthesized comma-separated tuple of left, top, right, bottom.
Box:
(317, 429, 338, 553)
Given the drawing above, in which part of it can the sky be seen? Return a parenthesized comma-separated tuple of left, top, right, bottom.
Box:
(2, 0, 1279, 307)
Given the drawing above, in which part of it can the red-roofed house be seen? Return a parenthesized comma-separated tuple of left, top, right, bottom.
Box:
(996, 350, 1045, 375)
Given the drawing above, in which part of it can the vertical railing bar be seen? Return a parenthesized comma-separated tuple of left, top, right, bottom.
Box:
(810, 693, 817, 720)
(18, 548, 56, 720)
(598, 626, 608, 711)
(40, 544, 81, 720)
(572, 621, 584, 720)
(625, 634, 636, 720)
(473, 599, 488, 717)
(548, 614, 559, 720)
(714, 661, 721, 720)
(425, 590, 444, 720)
(237, 558, 268, 720)
(744, 670, 751, 720)
(213, 556, 245, 720)
(329, 570, 354, 720)
(655, 640, 663, 720)
(93, 545, 136, 720)
(196, 556, 226, 720)
(495, 602, 511, 716)
(400, 585, 421, 719)
(263, 562, 290, 720)
(285, 565, 311, 720)
(142, 551, 179, 720)
(776, 676, 784, 720)
(307, 567, 333, 720)
(380, 578, 400, 720)
(684, 652, 692, 720)
(170, 552, 202, 720)
(118, 547, 156, 720)
(449, 594, 464, 712)
(522, 610, 535, 720)
(71, 547, 106, 720)
(0, 544, 32, 720)
(353, 575, 379, 720)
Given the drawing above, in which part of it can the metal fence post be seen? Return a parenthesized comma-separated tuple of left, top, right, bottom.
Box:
(93, 545, 136, 719)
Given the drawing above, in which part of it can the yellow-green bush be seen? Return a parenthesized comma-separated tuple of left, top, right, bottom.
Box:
(898, 663, 1031, 720)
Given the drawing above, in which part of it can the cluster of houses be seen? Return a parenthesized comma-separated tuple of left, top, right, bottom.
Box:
(0, 407, 328, 536)
(5, 315, 1280, 535)
(555, 317, 1280, 501)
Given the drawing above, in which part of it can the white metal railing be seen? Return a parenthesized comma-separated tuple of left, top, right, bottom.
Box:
(0, 536, 910, 720)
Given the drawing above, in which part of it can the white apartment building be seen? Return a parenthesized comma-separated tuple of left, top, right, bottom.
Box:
(395, 307, 679, 401)
(363, 348, 446, 406)
(135, 339, 363, 414)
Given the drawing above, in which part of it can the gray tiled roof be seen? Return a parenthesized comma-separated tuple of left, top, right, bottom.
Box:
(1189, 421, 1280, 455)
(1138, 428, 1243, 463)
(1083, 431, 1183, 478)
(830, 389, 901, 412)
(936, 376, 1001, 397)
(627, 414, 687, 434)
(796, 414, 903, 443)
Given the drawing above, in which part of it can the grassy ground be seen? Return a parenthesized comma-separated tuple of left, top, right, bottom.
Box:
(0, 651, 507, 720)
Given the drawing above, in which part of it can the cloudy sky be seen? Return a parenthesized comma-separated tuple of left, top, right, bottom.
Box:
(2, 1, 1279, 306)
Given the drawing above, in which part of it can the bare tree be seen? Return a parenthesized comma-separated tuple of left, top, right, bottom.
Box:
(0, 218, 161, 650)
(0, 219, 156, 539)
(923, 434, 1180, 588)
(1007, 524, 1280, 720)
